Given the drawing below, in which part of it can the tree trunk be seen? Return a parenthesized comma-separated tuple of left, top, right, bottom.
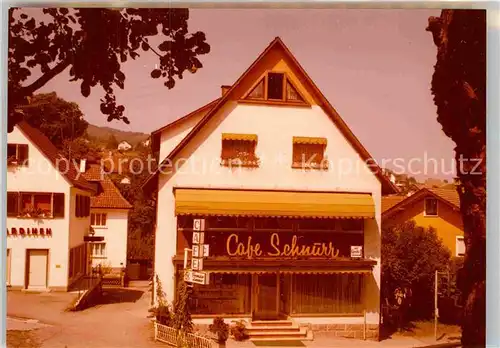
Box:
(426, 9, 486, 347)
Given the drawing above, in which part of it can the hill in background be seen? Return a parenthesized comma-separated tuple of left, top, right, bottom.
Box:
(86, 124, 149, 147)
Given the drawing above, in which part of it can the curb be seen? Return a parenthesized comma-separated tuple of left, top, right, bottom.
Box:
(415, 341, 461, 348)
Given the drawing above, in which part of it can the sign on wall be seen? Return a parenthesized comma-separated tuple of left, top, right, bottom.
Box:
(350, 246, 363, 258)
(6, 227, 52, 236)
(184, 270, 209, 285)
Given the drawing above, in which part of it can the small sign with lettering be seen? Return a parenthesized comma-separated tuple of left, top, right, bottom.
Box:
(350, 246, 363, 258)
(193, 219, 205, 231)
(192, 232, 204, 245)
(192, 245, 201, 258)
(184, 270, 209, 285)
(203, 244, 210, 257)
(192, 258, 204, 271)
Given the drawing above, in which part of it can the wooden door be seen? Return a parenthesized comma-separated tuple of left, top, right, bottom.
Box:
(27, 250, 48, 289)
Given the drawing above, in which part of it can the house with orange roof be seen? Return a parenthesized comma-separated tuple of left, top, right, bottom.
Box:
(80, 161, 132, 272)
(143, 37, 398, 341)
(6, 121, 95, 291)
(382, 187, 465, 257)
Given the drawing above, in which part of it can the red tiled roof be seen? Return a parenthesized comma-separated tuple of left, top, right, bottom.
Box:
(82, 164, 132, 210)
(16, 121, 95, 193)
(427, 187, 460, 208)
(382, 195, 407, 213)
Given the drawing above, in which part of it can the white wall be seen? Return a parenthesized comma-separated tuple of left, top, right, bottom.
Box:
(6, 127, 81, 289)
(90, 209, 129, 269)
(155, 103, 382, 324)
(159, 112, 204, 162)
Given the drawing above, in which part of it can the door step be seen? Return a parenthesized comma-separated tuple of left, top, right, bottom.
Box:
(248, 320, 313, 341)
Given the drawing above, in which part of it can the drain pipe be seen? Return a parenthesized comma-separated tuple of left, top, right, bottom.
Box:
(363, 309, 367, 340)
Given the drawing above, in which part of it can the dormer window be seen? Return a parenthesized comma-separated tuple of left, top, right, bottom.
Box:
(7, 143, 29, 166)
(221, 133, 259, 167)
(244, 72, 307, 105)
(292, 137, 328, 170)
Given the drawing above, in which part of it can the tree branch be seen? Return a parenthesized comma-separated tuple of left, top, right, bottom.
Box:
(20, 59, 71, 96)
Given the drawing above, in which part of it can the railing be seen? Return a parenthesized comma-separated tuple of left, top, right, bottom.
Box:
(154, 322, 217, 348)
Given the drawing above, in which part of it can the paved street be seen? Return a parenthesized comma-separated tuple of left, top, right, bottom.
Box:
(7, 281, 163, 348)
(7, 281, 457, 348)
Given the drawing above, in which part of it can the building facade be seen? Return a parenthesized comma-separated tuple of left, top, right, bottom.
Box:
(81, 162, 132, 271)
(145, 37, 397, 339)
(382, 187, 465, 257)
(6, 122, 95, 291)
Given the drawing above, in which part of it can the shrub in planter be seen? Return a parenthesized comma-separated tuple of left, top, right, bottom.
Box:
(209, 317, 229, 345)
(230, 320, 248, 341)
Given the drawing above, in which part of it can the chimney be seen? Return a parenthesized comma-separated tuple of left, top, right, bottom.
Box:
(79, 159, 87, 173)
(221, 85, 231, 96)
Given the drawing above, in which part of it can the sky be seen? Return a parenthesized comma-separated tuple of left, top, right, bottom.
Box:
(33, 9, 457, 181)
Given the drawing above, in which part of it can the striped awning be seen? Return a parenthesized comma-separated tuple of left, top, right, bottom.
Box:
(174, 189, 375, 219)
(222, 133, 258, 142)
(293, 136, 327, 145)
(204, 269, 372, 274)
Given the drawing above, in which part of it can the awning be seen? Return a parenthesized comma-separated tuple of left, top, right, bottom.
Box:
(222, 133, 258, 142)
(293, 136, 327, 145)
(174, 189, 375, 219)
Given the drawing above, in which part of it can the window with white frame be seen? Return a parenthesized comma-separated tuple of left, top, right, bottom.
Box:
(424, 198, 438, 216)
(91, 243, 106, 258)
(456, 236, 465, 257)
(91, 213, 107, 227)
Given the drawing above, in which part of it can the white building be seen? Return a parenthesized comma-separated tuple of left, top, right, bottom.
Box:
(144, 37, 397, 340)
(81, 162, 132, 272)
(117, 141, 132, 151)
(6, 121, 95, 291)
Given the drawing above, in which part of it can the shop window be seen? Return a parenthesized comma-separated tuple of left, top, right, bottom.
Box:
(221, 135, 259, 167)
(254, 218, 294, 231)
(207, 216, 250, 229)
(91, 243, 106, 258)
(291, 274, 364, 314)
(91, 213, 107, 227)
(184, 272, 251, 315)
(456, 236, 465, 257)
(7, 143, 29, 166)
(297, 218, 335, 231)
(292, 138, 328, 170)
(339, 219, 364, 232)
(425, 198, 438, 216)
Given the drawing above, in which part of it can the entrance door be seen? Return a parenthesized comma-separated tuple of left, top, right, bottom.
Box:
(254, 274, 279, 320)
(26, 250, 48, 289)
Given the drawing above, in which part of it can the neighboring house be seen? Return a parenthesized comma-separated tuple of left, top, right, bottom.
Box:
(6, 121, 95, 291)
(143, 37, 398, 340)
(81, 161, 132, 271)
(117, 141, 132, 151)
(142, 138, 151, 147)
(120, 176, 131, 185)
(382, 187, 465, 257)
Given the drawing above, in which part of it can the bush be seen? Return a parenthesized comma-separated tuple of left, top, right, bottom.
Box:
(230, 320, 248, 341)
(381, 221, 452, 321)
(209, 317, 229, 344)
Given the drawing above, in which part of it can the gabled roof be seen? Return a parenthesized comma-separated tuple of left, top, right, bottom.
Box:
(150, 97, 221, 153)
(382, 187, 460, 218)
(81, 164, 132, 210)
(16, 121, 95, 193)
(142, 37, 398, 194)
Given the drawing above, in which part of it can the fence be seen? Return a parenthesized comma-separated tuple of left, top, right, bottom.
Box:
(154, 322, 217, 348)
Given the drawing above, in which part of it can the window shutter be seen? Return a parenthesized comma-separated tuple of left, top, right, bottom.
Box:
(7, 192, 19, 217)
(53, 193, 65, 218)
(17, 144, 29, 166)
(76, 195, 81, 218)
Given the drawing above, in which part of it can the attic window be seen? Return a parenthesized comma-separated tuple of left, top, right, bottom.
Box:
(243, 72, 306, 104)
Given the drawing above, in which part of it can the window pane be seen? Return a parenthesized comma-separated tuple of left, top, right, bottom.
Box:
(53, 193, 65, 218)
(34, 194, 51, 213)
(101, 214, 107, 226)
(286, 80, 304, 102)
(247, 79, 264, 99)
(91, 213, 96, 225)
(7, 192, 19, 216)
(95, 213, 101, 226)
(425, 199, 438, 215)
(21, 193, 33, 210)
(7, 144, 17, 158)
(267, 73, 284, 100)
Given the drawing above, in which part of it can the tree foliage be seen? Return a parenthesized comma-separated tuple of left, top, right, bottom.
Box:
(62, 137, 103, 162)
(381, 221, 451, 319)
(20, 92, 88, 148)
(172, 280, 193, 333)
(106, 134, 119, 149)
(426, 10, 486, 346)
(8, 8, 210, 132)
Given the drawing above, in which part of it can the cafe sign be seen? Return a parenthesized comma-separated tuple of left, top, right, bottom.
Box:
(7, 227, 52, 236)
(226, 233, 341, 259)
